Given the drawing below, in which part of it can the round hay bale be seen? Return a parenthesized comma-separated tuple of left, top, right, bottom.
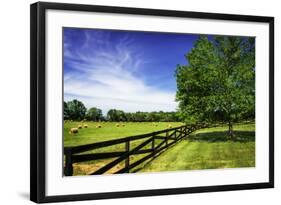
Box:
(96, 124, 101, 128)
(78, 124, 83, 129)
(69, 127, 78, 134)
(84, 124, 88, 128)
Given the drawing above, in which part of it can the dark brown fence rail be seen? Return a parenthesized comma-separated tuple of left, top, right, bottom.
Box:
(64, 123, 207, 176)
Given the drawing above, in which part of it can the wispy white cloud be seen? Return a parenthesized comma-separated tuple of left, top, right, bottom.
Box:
(64, 29, 177, 114)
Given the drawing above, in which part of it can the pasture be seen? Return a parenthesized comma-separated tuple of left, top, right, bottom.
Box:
(64, 121, 255, 175)
(64, 121, 184, 175)
(64, 121, 184, 146)
(140, 123, 255, 172)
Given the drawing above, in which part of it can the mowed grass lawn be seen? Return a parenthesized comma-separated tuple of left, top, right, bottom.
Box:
(140, 123, 255, 173)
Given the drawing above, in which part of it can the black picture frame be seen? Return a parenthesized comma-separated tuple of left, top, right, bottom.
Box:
(30, 1, 274, 203)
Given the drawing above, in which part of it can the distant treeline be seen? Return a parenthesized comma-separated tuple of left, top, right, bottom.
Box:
(64, 99, 180, 122)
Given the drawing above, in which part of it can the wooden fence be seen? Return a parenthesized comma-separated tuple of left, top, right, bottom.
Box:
(64, 124, 207, 176)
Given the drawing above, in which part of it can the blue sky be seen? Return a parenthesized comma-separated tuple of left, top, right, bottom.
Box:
(63, 28, 199, 114)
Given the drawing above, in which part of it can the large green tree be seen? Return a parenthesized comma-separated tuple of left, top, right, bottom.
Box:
(175, 35, 255, 138)
(66, 99, 87, 121)
(86, 107, 103, 121)
(107, 109, 126, 121)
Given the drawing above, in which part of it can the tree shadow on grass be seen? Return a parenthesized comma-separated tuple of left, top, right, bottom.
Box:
(132, 131, 255, 173)
(188, 131, 255, 142)
(131, 142, 180, 173)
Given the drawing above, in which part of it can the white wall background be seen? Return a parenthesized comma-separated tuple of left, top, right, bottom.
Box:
(0, 0, 279, 204)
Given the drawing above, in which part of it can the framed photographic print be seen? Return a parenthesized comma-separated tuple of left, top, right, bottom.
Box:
(30, 1, 274, 203)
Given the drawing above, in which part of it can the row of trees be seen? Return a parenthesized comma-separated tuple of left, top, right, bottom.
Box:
(175, 35, 255, 138)
(106, 109, 180, 122)
(64, 100, 104, 121)
(64, 99, 180, 122)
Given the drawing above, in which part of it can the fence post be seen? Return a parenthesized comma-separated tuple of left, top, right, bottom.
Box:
(125, 140, 130, 173)
(179, 127, 182, 139)
(165, 131, 168, 147)
(64, 147, 73, 176)
(151, 135, 156, 156)
(185, 126, 191, 140)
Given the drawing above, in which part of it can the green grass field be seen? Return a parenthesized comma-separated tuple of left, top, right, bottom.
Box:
(64, 121, 184, 175)
(140, 123, 255, 172)
(64, 121, 184, 146)
(64, 121, 255, 175)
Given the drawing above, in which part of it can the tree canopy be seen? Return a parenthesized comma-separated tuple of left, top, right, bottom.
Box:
(175, 35, 255, 137)
(107, 109, 126, 122)
(86, 107, 103, 121)
(64, 99, 87, 121)
(64, 100, 180, 122)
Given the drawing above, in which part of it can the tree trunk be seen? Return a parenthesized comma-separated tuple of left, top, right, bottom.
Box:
(228, 121, 234, 139)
